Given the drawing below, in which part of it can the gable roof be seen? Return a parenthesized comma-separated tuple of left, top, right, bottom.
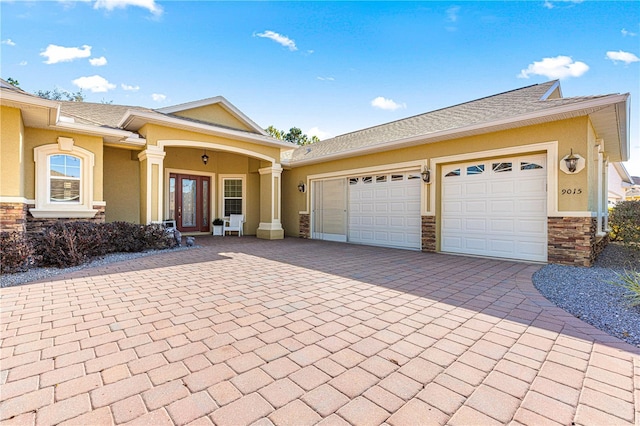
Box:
(286, 81, 629, 165)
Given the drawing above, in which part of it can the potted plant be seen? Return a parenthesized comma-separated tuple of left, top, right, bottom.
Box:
(212, 218, 224, 236)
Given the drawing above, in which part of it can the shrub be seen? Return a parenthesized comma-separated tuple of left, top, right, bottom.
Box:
(609, 269, 640, 307)
(32, 221, 177, 270)
(0, 231, 34, 273)
(609, 200, 640, 246)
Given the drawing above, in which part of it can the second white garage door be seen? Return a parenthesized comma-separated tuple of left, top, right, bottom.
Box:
(348, 172, 422, 249)
(441, 155, 547, 262)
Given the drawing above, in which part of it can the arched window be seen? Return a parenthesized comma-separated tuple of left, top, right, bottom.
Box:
(31, 138, 97, 218)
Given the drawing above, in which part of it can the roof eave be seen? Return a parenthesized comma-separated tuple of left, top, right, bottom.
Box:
(119, 110, 293, 149)
(156, 96, 268, 136)
(286, 94, 630, 167)
(53, 121, 145, 146)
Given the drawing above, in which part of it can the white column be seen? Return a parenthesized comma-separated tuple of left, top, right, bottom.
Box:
(257, 164, 284, 239)
(138, 146, 166, 224)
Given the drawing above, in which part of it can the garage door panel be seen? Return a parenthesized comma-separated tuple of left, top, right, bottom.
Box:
(465, 218, 487, 232)
(349, 172, 421, 249)
(442, 154, 547, 261)
(490, 219, 515, 232)
(466, 201, 488, 213)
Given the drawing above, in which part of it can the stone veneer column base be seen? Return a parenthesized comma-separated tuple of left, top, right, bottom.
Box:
(25, 205, 106, 235)
(299, 214, 310, 238)
(0, 202, 28, 233)
(421, 216, 436, 252)
(548, 217, 604, 267)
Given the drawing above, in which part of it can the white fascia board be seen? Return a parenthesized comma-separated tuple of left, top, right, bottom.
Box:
(1, 89, 60, 125)
(53, 121, 144, 147)
(156, 96, 268, 136)
(285, 94, 630, 167)
(613, 162, 633, 183)
(119, 110, 292, 149)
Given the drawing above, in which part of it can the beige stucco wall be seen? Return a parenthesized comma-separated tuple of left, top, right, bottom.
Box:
(171, 104, 254, 132)
(140, 124, 280, 163)
(162, 147, 261, 234)
(104, 147, 140, 223)
(282, 117, 593, 237)
(22, 128, 104, 201)
(0, 106, 24, 197)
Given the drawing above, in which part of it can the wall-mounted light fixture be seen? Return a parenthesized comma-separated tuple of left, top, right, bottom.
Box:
(297, 181, 306, 193)
(560, 149, 585, 174)
(564, 149, 578, 173)
(421, 167, 431, 183)
(201, 150, 209, 165)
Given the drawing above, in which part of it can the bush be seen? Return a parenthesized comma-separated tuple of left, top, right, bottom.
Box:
(30, 221, 177, 270)
(609, 200, 640, 246)
(0, 231, 34, 273)
(609, 269, 640, 307)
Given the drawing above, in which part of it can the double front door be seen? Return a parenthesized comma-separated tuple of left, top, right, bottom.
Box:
(169, 173, 210, 233)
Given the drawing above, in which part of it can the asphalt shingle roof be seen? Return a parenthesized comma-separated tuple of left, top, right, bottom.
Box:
(288, 81, 611, 162)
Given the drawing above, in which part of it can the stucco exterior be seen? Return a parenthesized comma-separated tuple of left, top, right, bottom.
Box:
(0, 79, 630, 264)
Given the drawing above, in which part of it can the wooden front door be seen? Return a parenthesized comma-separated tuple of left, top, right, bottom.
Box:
(169, 173, 210, 233)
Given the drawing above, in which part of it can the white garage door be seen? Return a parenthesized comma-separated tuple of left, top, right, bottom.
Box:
(441, 155, 547, 262)
(348, 172, 422, 249)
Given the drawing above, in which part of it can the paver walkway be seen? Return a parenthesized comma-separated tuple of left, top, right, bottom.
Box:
(1, 237, 639, 425)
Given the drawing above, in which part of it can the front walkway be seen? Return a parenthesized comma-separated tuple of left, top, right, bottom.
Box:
(1, 237, 638, 425)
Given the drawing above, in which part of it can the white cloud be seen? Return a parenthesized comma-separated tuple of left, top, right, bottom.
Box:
(2, 39, 16, 46)
(446, 6, 460, 22)
(621, 28, 637, 37)
(371, 96, 406, 111)
(606, 50, 640, 64)
(93, 0, 163, 16)
(307, 127, 331, 140)
(317, 76, 335, 81)
(121, 83, 140, 91)
(543, 0, 583, 9)
(254, 30, 297, 51)
(19, 61, 28, 66)
(41, 44, 92, 64)
(72, 75, 116, 92)
(89, 56, 107, 66)
(152, 93, 166, 102)
(518, 55, 589, 79)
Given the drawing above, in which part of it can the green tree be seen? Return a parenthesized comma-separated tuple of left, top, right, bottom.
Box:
(34, 88, 85, 102)
(6, 77, 20, 88)
(266, 126, 320, 146)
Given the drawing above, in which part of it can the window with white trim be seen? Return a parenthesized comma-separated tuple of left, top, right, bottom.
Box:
(49, 154, 81, 203)
(222, 177, 243, 216)
(31, 139, 97, 219)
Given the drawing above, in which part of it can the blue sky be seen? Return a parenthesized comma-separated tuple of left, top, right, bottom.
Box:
(2, 0, 639, 174)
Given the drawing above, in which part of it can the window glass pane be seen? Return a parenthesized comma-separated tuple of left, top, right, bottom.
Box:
(225, 199, 242, 215)
(521, 162, 543, 170)
(376, 175, 387, 183)
(391, 174, 403, 181)
(224, 179, 242, 197)
(202, 180, 209, 226)
(493, 162, 512, 173)
(349, 178, 359, 185)
(50, 179, 80, 202)
(50, 155, 81, 178)
(168, 177, 176, 220)
(407, 174, 421, 180)
(445, 169, 460, 177)
(362, 176, 373, 184)
(467, 164, 485, 175)
(182, 179, 197, 227)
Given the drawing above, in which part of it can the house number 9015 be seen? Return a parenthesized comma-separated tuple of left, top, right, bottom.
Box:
(561, 188, 582, 195)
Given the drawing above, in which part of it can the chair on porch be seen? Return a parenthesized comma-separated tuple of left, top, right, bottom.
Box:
(223, 214, 244, 237)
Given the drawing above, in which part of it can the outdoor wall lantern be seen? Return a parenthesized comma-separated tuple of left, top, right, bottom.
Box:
(560, 149, 585, 174)
(201, 150, 209, 165)
(297, 181, 306, 193)
(421, 167, 431, 183)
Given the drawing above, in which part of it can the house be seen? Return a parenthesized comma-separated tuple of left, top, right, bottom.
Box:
(608, 162, 633, 207)
(0, 79, 630, 266)
(627, 176, 640, 201)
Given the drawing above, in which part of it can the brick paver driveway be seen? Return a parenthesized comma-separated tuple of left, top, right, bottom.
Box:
(1, 237, 639, 425)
